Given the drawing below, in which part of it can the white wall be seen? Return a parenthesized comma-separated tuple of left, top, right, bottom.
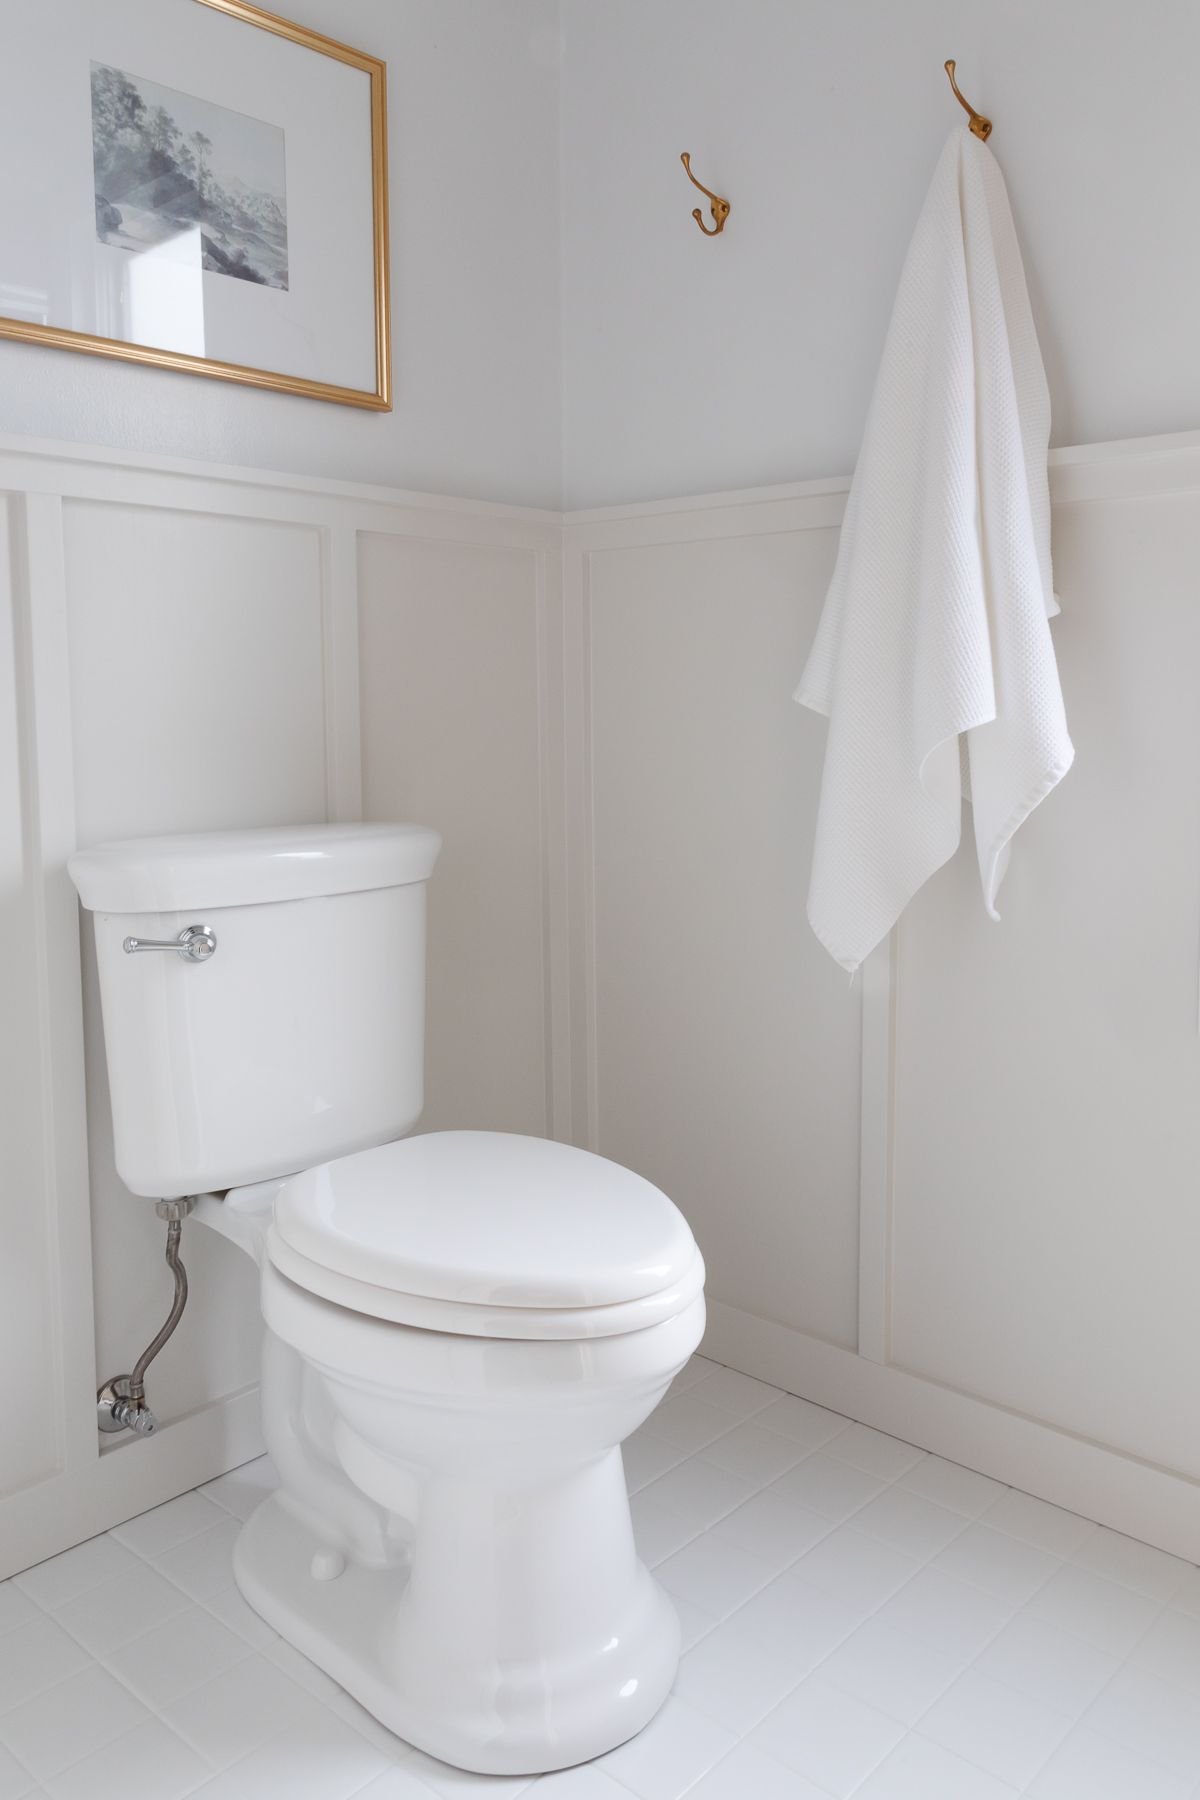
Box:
(560, 0, 1200, 507)
(0, 0, 563, 509)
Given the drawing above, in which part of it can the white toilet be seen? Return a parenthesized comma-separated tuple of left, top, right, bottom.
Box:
(68, 823, 705, 1776)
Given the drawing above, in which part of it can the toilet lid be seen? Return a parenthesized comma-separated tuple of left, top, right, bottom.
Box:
(271, 1130, 698, 1312)
(264, 1227, 705, 1339)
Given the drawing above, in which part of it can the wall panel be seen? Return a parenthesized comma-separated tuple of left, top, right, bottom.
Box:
(585, 527, 862, 1349)
(358, 533, 552, 1137)
(889, 489, 1200, 1476)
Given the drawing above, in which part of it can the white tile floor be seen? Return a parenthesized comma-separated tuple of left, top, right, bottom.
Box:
(4, 1357, 1200, 1799)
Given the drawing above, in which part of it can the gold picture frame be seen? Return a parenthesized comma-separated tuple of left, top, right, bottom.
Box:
(0, 0, 391, 409)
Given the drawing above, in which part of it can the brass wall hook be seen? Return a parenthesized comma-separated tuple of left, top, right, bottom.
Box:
(680, 153, 730, 236)
(944, 60, 992, 140)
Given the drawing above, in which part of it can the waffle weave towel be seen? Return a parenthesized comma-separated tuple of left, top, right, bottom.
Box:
(795, 127, 1073, 973)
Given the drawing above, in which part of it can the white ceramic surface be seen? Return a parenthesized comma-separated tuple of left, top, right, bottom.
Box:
(261, 1224, 706, 1339)
(245, 1263, 704, 1774)
(272, 1130, 698, 1308)
(199, 1175, 704, 1770)
(67, 823, 442, 914)
(67, 826, 438, 1198)
(74, 820, 704, 1774)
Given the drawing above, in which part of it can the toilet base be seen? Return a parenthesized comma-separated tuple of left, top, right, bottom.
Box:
(233, 1491, 681, 1776)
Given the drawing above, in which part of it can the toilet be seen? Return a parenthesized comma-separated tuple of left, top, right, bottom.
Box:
(68, 823, 705, 1776)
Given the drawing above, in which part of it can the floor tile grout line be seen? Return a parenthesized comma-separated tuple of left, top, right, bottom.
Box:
(10, 1504, 224, 1604)
(195, 1460, 279, 1512)
(691, 1735, 840, 1800)
(721, 1510, 1074, 1773)
(892, 1725, 1036, 1798)
(786, 1537, 1179, 1800)
(1066, 1680, 1200, 1792)
(1, 1571, 370, 1795)
(88, 1517, 234, 1580)
(0, 1727, 40, 1794)
(176, 1721, 412, 1800)
(48, 1585, 198, 1664)
(0, 1638, 103, 1725)
(30, 1623, 265, 1789)
(56, 1593, 259, 1694)
(110, 1495, 235, 1554)
(145, 1561, 433, 1770)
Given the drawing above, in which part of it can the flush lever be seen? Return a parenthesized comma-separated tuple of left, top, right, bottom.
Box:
(123, 924, 217, 962)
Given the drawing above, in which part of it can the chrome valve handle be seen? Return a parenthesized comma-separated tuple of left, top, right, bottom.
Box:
(97, 1376, 158, 1435)
(123, 924, 217, 962)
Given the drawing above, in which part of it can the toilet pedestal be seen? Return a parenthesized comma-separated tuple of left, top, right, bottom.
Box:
(250, 1263, 704, 1775)
(234, 1451, 680, 1775)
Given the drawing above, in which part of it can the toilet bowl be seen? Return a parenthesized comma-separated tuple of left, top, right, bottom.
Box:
(67, 824, 706, 1775)
(224, 1130, 705, 1774)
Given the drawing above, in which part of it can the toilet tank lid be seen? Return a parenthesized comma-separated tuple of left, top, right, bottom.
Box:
(68, 822, 442, 913)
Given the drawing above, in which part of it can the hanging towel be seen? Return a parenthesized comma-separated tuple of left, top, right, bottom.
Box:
(795, 126, 1073, 973)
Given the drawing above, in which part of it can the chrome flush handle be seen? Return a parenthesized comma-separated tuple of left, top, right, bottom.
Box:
(123, 924, 218, 962)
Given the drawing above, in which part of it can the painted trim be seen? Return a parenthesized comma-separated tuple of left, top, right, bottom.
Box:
(0, 434, 562, 526)
(7, 419, 1200, 539)
(320, 526, 364, 823)
(534, 544, 573, 1142)
(561, 426, 1200, 526)
(856, 940, 893, 1365)
(21, 491, 97, 1478)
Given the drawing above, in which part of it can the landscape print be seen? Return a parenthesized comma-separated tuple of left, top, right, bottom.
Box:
(90, 62, 288, 288)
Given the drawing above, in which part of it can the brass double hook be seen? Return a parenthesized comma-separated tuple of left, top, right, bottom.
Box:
(680, 61, 985, 242)
(944, 60, 992, 141)
(680, 153, 730, 236)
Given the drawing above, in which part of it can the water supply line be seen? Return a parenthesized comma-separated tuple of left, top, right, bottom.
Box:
(97, 1196, 194, 1437)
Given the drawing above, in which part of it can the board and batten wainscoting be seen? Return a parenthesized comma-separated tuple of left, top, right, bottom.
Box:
(2, 428, 1200, 1576)
(561, 430, 1200, 1564)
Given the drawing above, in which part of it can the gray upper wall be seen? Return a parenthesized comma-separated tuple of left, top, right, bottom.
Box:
(559, 0, 1200, 507)
(3, 1, 1199, 510)
(0, 0, 563, 509)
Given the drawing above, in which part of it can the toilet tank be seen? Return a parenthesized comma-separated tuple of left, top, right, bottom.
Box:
(68, 823, 442, 1199)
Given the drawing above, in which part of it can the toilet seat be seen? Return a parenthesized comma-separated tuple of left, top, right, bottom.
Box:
(266, 1226, 705, 1339)
(268, 1129, 704, 1341)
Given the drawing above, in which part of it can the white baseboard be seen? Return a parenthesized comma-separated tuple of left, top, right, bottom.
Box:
(703, 1301, 1200, 1563)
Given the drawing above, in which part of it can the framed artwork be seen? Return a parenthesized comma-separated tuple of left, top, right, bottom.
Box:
(0, 0, 390, 408)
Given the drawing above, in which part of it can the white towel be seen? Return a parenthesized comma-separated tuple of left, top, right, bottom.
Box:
(795, 127, 1073, 973)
